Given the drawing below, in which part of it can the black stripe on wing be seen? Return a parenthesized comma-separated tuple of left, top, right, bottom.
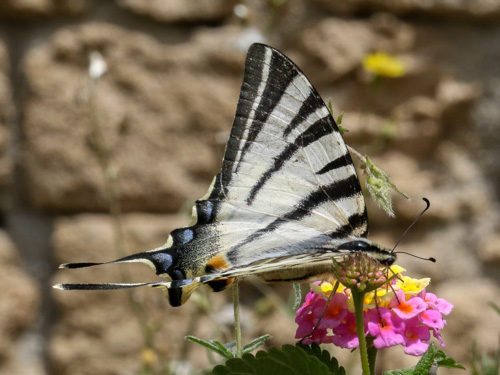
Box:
(283, 92, 324, 137)
(221, 44, 300, 191)
(228, 174, 363, 261)
(235, 48, 299, 174)
(247, 115, 337, 204)
(316, 155, 350, 175)
(328, 211, 369, 238)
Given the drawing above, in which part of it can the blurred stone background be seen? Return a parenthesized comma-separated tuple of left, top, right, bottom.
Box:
(1, 0, 499, 374)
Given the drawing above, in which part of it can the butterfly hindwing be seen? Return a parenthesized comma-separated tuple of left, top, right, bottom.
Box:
(55, 44, 395, 307)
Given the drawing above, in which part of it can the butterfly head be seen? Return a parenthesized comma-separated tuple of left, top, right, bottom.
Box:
(337, 239, 396, 267)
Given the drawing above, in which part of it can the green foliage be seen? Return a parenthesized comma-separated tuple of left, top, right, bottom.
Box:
(292, 283, 302, 310)
(469, 302, 500, 375)
(336, 113, 349, 134)
(362, 156, 409, 217)
(326, 103, 406, 215)
(383, 344, 465, 375)
(212, 344, 345, 375)
(186, 336, 236, 359)
(186, 335, 272, 360)
(242, 335, 274, 354)
(327, 99, 349, 134)
(488, 302, 500, 316)
(471, 341, 500, 375)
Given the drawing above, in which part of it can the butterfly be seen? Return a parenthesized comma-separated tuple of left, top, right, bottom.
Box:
(54, 43, 396, 307)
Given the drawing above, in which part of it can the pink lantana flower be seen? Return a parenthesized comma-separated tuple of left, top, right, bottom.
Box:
(367, 307, 406, 349)
(295, 261, 453, 356)
(391, 289, 427, 319)
(330, 312, 359, 349)
(402, 317, 431, 356)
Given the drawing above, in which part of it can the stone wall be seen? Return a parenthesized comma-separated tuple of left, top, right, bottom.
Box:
(1, 1, 499, 374)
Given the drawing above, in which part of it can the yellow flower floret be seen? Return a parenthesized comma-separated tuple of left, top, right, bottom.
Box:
(363, 52, 406, 78)
(312, 280, 346, 296)
(315, 264, 431, 312)
(389, 265, 406, 275)
(396, 276, 430, 296)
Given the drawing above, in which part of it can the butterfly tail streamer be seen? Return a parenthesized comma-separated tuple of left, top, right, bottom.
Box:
(53, 281, 172, 291)
(59, 249, 166, 270)
(54, 267, 224, 306)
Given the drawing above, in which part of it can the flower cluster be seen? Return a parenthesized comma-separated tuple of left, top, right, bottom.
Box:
(295, 265, 453, 356)
(363, 52, 406, 78)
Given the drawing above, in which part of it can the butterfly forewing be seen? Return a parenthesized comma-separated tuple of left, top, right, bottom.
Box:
(205, 44, 368, 266)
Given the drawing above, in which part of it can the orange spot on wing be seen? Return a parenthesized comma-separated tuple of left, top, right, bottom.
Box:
(206, 254, 230, 271)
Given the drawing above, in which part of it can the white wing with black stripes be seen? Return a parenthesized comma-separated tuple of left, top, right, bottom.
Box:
(55, 44, 395, 306)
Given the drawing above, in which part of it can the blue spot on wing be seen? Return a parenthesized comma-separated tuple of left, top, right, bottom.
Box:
(171, 228, 194, 245)
(149, 253, 173, 273)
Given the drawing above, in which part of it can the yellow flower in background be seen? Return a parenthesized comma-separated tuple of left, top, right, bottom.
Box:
(363, 52, 406, 78)
(141, 347, 159, 366)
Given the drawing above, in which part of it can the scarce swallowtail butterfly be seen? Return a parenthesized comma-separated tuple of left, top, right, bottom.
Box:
(55, 44, 396, 307)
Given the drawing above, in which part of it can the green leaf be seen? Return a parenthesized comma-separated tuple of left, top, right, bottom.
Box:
(336, 112, 346, 126)
(292, 283, 302, 310)
(326, 99, 349, 134)
(242, 335, 272, 354)
(185, 336, 235, 359)
(212, 344, 345, 375)
(471, 341, 498, 375)
(435, 349, 466, 370)
(413, 343, 438, 374)
(383, 344, 465, 375)
(298, 344, 346, 375)
(362, 156, 409, 217)
(339, 124, 349, 134)
(335, 113, 349, 134)
(383, 369, 415, 375)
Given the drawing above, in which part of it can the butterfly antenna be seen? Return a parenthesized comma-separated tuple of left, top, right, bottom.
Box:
(392, 198, 436, 263)
(392, 197, 430, 251)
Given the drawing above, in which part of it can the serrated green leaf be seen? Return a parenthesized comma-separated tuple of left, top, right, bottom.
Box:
(298, 343, 345, 374)
(212, 344, 345, 375)
(383, 369, 415, 375)
(413, 343, 437, 375)
(242, 334, 272, 354)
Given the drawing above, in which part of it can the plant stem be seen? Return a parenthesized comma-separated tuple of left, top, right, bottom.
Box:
(367, 338, 378, 375)
(86, 76, 153, 348)
(351, 289, 371, 375)
(233, 281, 242, 358)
